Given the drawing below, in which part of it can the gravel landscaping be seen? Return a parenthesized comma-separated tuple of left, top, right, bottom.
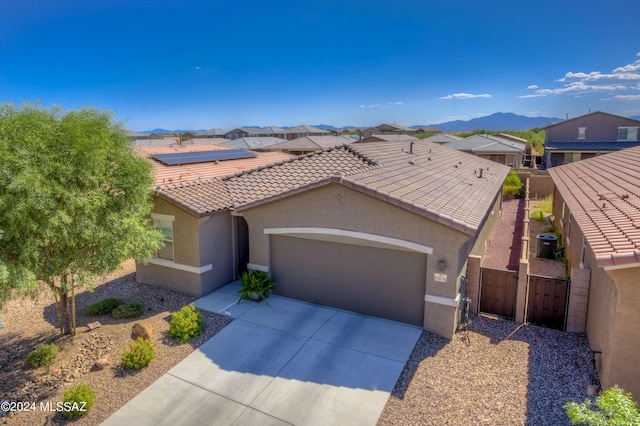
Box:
(379, 313, 595, 425)
(0, 260, 232, 425)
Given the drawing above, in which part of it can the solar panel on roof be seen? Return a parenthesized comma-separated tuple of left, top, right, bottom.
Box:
(151, 149, 257, 165)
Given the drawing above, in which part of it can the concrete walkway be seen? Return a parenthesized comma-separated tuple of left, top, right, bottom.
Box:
(103, 281, 422, 425)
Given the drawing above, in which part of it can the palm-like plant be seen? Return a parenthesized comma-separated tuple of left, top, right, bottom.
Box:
(237, 270, 275, 306)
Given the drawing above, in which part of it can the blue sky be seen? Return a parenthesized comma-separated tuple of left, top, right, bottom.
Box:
(2, 0, 639, 131)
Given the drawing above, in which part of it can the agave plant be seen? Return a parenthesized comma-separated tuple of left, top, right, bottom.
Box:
(237, 270, 275, 306)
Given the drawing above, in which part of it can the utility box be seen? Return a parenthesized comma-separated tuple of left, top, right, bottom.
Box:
(536, 234, 557, 259)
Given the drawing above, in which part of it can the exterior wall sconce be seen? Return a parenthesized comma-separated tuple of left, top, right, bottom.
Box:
(438, 260, 446, 271)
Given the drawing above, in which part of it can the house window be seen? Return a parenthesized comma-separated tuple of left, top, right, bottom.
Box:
(578, 127, 586, 140)
(152, 213, 174, 261)
(617, 127, 638, 141)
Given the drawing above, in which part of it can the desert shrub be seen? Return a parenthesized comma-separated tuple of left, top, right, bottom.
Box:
(86, 297, 121, 315)
(111, 302, 144, 319)
(531, 209, 545, 223)
(169, 305, 204, 343)
(121, 337, 155, 369)
(62, 383, 95, 418)
(564, 386, 640, 425)
(26, 343, 58, 368)
(502, 171, 524, 199)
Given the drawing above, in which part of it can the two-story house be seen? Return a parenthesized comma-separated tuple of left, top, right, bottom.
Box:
(543, 111, 640, 168)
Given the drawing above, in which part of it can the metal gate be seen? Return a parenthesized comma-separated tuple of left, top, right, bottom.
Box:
(480, 268, 517, 319)
(526, 275, 570, 330)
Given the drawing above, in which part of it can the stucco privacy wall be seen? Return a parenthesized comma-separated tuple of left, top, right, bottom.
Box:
(239, 182, 477, 338)
(136, 197, 234, 296)
(584, 246, 640, 400)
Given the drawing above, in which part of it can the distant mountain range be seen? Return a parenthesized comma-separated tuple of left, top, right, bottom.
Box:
(422, 112, 562, 131)
(138, 112, 591, 133)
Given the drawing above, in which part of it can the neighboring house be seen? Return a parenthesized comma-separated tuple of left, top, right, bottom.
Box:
(193, 128, 228, 139)
(137, 141, 510, 339)
(279, 125, 330, 140)
(445, 134, 526, 168)
(262, 135, 354, 155)
(548, 146, 640, 401)
(543, 111, 640, 168)
(217, 137, 286, 150)
(225, 126, 287, 140)
(358, 134, 419, 143)
(422, 133, 463, 145)
(127, 131, 150, 142)
(361, 123, 419, 139)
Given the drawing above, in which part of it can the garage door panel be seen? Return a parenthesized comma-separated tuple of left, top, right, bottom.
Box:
(271, 236, 426, 325)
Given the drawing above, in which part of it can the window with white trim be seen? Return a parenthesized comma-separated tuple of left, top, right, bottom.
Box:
(152, 213, 174, 261)
(617, 126, 638, 141)
(578, 127, 586, 140)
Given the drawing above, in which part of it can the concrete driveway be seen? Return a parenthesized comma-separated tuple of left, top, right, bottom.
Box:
(103, 281, 422, 425)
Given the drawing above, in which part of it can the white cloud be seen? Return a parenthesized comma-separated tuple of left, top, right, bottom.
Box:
(439, 93, 492, 100)
(388, 101, 404, 105)
(195, 66, 201, 70)
(614, 94, 640, 100)
(524, 53, 640, 99)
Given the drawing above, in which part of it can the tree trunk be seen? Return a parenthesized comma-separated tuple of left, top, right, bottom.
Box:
(57, 292, 73, 335)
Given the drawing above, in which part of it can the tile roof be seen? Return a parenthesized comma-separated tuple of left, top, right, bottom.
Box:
(217, 137, 286, 150)
(158, 142, 509, 235)
(445, 134, 525, 153)
(157, 179, 233, 216)
(544, 141, 640, 151)
(359, 134, 420, 143)
(422, 134, 463, 144)
(135, 144, 294, 187)
(263, 136, 354, 150)
(282, 125, 329, 133)
(548, 146, 640, 268)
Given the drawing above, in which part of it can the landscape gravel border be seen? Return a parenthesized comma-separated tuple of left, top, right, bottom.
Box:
(378, 313, 595, 425)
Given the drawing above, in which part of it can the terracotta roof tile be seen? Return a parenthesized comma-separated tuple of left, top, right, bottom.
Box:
(159, 142, 509, 235)
(548, 145, 640, 268)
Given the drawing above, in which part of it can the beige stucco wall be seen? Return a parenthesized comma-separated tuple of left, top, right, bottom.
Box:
(136, 197, 235, 296)
(585, 247, 640, 401)
(239, 183, 499, 338)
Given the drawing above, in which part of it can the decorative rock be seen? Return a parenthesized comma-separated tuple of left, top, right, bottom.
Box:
(131, 321, 153, 340)
(94, 356, 110, 370)
(87, 321, 102, 331)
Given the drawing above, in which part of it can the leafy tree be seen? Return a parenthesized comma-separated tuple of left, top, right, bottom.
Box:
(0, 104, 162, 335)
(564, 386, 640, 425)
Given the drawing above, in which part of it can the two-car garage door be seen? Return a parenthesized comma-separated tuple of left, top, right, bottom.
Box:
(270, 235, 427, 325)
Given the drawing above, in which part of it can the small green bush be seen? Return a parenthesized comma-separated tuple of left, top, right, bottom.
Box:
(169, 305, 204, 343)
(502, 171, 524, 199)
(26, 343, 58, 368)
(564, 386, 640, 425)
(121, 337, 155, 369)
(86, 297, 121, 316)
(111, 302, 144, 319)
(531, 209, 545, 223)
(62, 383, 95, 418)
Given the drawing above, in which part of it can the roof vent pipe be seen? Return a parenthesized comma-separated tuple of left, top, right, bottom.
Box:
(478, 168, 483, 178)
(410, 141, 414, 154)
